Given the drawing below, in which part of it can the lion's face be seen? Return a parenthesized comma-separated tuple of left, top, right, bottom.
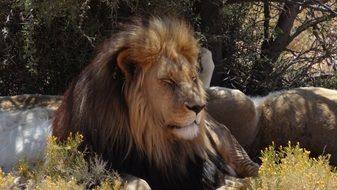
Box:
(114, 17, 206, 142)
(143, 55, 206, 140)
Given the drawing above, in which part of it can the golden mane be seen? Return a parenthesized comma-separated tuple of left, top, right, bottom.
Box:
(52, 17, 206, 172)
(116, 17, 207, 170)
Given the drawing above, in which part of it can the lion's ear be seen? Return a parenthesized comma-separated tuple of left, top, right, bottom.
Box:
(116, 50, 139, 78)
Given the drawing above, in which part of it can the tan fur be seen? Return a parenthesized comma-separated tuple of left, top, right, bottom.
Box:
(254, 87, 337, 164)
(206, 87, 337, 165)
(205, 115, 259, 177)
(199, 48, 215, 88)
(123, 175, 151, 190)
(206, 87, 259, 149)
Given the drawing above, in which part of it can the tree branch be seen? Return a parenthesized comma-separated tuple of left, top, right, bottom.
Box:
(226, 0, 284, 3)
(263, 2, 300, 61)
(261, 0, 271, 50)
(289, 13, 336, 43)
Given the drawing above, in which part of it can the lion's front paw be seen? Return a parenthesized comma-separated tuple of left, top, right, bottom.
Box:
(216, 176, 251, 190)
(123, 175, 151, 190)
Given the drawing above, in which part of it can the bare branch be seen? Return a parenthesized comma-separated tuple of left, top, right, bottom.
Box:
(311, 0, 337, 15)
(289, 13, 336, 43)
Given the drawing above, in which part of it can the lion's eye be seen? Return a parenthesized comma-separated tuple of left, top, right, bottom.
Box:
(162, 79, 176, 90)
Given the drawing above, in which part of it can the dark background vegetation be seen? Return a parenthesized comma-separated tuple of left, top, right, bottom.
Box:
(0, 0, 336, 96)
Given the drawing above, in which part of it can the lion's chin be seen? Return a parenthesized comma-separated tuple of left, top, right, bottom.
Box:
(171, 122, 199, 140)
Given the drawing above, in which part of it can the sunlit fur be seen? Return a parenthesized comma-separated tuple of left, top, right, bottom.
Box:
(253, 87, 337, 164)
(206, 87, 259, 149)
(52, 17, 208, 173)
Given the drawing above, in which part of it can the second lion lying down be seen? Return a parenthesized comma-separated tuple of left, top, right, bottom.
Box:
(50, 17, 258, 189)
(207, 87, 337, 165)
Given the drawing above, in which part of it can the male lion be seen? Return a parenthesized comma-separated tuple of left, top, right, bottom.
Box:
(52, 17, 258, 189)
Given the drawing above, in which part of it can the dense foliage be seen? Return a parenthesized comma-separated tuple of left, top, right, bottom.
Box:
(0, 0, 201, 95)
(0, 0, 336, 96)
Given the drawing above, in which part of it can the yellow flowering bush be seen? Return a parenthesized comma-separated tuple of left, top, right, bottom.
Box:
(2, 136, 337, 189)
(251, 142, 337, 190)
(0, 170, 17, 189)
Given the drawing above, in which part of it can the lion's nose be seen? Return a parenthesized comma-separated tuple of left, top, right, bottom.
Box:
(185, 103, 205, 114)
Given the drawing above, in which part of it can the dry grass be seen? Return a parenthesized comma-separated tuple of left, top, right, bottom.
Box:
(2, 136, 337, 189)
(0, 134, 123, 190)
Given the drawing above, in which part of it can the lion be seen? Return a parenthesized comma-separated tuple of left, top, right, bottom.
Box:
(206, 87, 259, 150)
(52, 17, 258, 189)
(206, 87, 337, 165)
(252, 87, 337, 164)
